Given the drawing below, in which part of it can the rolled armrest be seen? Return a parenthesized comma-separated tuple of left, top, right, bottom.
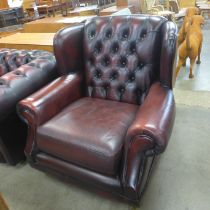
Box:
(17, 73, 82, 156)
(122, 82, 175, 196)
(18, 73, 82, 127)
(125, 82, 175, 154)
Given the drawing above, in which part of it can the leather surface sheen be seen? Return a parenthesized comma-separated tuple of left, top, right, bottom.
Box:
(17, 15, 178, 202)
(84, 16, 166, 104)
(37, 97, 138, 176)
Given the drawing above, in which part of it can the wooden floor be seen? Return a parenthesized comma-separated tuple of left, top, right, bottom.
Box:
(0, 33, 55, 52)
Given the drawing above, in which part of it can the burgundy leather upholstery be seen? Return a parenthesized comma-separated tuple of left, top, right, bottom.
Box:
(18, 15, 177, 203)
(37, 97, 138, 175)
(84, 17, 162, 104)
(0, 49, 57, 165)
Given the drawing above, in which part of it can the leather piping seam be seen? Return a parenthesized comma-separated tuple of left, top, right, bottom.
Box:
(123, 134, 154, 185)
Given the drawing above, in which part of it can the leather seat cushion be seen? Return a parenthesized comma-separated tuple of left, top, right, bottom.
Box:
(37, 97, 138, 176)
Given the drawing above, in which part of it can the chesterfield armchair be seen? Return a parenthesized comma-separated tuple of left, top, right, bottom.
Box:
(0, 49, 57, 165)
(18, 15, 177, 203)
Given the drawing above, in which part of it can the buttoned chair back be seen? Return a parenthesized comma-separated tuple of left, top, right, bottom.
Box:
(54, 16, 175, 104)
(84, 16, 163, 105)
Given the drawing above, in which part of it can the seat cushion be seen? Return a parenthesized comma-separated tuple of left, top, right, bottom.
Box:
(37, 97, 138, 176)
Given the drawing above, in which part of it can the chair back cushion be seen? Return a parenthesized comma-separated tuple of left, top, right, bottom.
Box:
(83, 16, 167, 105)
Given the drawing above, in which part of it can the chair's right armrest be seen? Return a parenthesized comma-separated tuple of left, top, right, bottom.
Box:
(18, 73, 82, 126)
(17, 73, 82, 155)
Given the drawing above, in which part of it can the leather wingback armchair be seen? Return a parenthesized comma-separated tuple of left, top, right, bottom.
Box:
(0, 49, 58, 165)
(18, 15, 177, 203)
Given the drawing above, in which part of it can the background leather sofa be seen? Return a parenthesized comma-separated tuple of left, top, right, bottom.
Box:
(0, 49, 57, 165)
(18, 15, 177, 203)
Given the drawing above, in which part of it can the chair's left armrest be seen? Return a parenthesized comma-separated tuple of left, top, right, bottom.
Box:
(125, 82, 175, 155)
(122, 82, 175, 197)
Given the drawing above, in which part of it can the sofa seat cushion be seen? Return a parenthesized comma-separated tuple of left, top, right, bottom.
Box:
(37, 97, 138, 176)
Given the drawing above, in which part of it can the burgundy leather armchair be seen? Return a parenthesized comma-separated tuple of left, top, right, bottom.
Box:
(0, 49, 57, 165)
(18, 15, 177, 203)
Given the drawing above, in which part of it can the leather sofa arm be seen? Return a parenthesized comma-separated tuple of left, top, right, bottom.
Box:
(125, 82, 175, 155)
(18, 73, 83, 127)
(160, 21, 178, 89)
(17, 73, 82, 156)
(54, 24, 84, 75)
(122, 82, 175, 198)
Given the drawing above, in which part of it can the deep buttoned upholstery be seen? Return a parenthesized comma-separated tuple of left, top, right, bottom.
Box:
(18, 15, 177, 203)
(84, 17, 162, 104)
(0, 49, 57, 165)
(0, 49, 51, 76)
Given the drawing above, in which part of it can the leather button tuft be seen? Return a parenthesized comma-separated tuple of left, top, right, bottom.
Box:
(129, 74, 135, 82)
(94, 41, 103, 54)
(123, 34, 128, 38)
(111, 42, 119, 54)
(119, 56, 127, 67)
(118, 85, 125, 93)
(94, 69, 102, 79)
(104, 83, 109, 90)
(102, 55, 110, 67)
(129, 41, 136, 54)
(105, 28, 112, 39)
(110, 71, 118, 80)
(121, 28, 129, 40)
(137, 62, 144, 70)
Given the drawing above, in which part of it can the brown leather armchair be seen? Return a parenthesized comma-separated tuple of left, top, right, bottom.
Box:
(18, 15, 177, 203)
(0, 49, 57, 165)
